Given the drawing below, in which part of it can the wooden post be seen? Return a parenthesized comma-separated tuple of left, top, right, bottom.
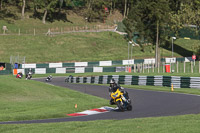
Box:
(3, 26, 7, 35)
(142, 64, 144, 73)
(134, 64, 136, 73)
(191, 61, 193, 73)
(199, 61, 200, 73)
(184, 61, 185, 73)
(177, 61, 178, 73)
(158, 62, 159, 73)
(34, 28, 35, 36)
(152, 63, 154, 73)
(138, 64, 141, 73)
(163, 63, 165, 73)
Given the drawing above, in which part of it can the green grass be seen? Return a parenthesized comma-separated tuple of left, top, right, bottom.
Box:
(1, 114, 200, 133)
(1, 75, 200, 132)
(1, 30, 200, 64)
(0, 75, 109, 122)
(0, 32, 129, 63)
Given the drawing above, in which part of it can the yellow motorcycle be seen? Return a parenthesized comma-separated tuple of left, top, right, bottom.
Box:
(110, 88, 132, 111)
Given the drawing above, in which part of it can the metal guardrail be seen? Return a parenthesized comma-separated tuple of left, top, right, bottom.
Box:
(67, 75, 200, 89)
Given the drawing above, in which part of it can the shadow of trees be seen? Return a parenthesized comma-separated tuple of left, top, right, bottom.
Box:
(162, 40, 193, 57)
(0, 9, 18, 23)
(32, 11, 73, 23)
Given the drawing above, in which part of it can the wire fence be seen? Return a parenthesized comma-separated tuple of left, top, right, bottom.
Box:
(0, 24, 116, 36)
(127, 61, 200, 74)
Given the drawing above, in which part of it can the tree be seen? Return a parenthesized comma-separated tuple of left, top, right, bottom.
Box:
(34, 0, 60, 24)
(124, 0, 171, 67)
(123, 0, 127, 18)
(0, 0, 3, 10)
(21, 0, 25, 19)
(84, 0, 109, 22)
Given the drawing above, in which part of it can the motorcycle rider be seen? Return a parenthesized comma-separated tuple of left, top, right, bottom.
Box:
(109, 78, 130, 105)
(65, 75, 73, 82)
(46, 75, 52, 81)
(26, 68, 32, 80)
(16, 72, 23, 79)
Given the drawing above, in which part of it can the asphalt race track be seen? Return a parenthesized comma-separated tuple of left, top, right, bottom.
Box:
(1, 76, 200, 124)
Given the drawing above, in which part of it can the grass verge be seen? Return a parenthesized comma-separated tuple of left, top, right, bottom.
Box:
(0, 75, 109, 122)
(0, 114, 200, 133)
(1, 74, 200, 133)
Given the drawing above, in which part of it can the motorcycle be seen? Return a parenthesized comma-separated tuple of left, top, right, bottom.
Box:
(65, 77, 69, 82)
(110, 88, 132, 111)
(16, 73, 23, 79)
(46, 75, 52, 82)
(26, 74, 32, 80)
(65, 75, 73, 83)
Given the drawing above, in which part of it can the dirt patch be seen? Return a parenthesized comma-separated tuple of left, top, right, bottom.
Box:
(0, 50, 4, 54)
(107, 10, 123, 23)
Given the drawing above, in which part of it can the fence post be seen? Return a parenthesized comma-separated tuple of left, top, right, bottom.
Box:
(163, 63, 165, 73)
(18, 28, 20, 35)
(191, 61, 193, 73)
(142, 64, 144, 73)
(199, 61, 200, 73)
(34, 28, 35, 36)
(177, 61, 178, 73)
(152, 63, 154, 73)
(184, 61, 185, 73)
(134, 64, 136, 73)
(158, 62, 159, 73)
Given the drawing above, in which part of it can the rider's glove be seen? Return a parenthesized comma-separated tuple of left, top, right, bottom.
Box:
(122, 95, 127, 102)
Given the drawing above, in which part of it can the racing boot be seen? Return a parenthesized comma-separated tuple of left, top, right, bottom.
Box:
(109, 98, 115, 105)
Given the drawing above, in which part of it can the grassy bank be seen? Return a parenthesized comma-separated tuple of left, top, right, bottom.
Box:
(1, 32, 200, 63)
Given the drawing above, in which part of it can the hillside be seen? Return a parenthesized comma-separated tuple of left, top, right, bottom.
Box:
(0, 12, 199, 63)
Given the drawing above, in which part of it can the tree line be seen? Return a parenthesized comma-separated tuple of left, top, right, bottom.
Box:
(0, 0, 132, 23)
(1, 0, 200, 65)
(124, 0, 200, 66)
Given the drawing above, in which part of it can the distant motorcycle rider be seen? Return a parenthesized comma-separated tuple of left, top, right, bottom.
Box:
(46, 75, 52, 81)
(109, 78, 130, 105)
(65, 75, 73, 82)
(26, 68, 32, 80)
(48, 75, 52, 79)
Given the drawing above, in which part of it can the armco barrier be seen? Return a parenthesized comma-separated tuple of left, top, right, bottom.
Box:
(67, 75, 197, 89)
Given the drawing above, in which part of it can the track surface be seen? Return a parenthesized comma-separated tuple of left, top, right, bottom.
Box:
(1, 76, 200, 124)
